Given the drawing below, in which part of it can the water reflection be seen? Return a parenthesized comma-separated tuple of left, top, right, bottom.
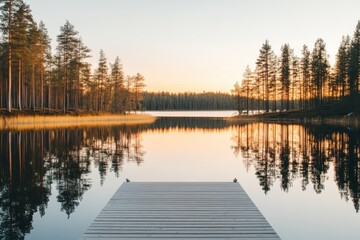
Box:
(0, 118, 360, 239)
(0, 126, 146, 239)
(231, 123, 360, 211)
(149, 117, 229, 132)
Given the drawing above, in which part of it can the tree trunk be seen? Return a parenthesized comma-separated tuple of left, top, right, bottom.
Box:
(41, 65, 44, 110)
(18, 60, 22, 110)
(7, 46, 12, 112)
(31, 64, 35, 112)
(0, 66, 2, 107)
(55, 92, 58, 110)
(48, 81, 51, 111)
(22, 67, 27, 109)
(64, 69, 67, 113)
(7, 0, 13, 113)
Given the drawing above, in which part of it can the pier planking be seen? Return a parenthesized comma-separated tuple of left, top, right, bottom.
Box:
(82, 182, 280, 239)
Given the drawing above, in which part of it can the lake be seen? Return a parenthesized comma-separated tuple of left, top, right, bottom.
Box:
(0, 111, 359, 240)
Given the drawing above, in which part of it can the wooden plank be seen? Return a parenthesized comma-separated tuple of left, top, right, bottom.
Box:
(82, 182, 280, 239)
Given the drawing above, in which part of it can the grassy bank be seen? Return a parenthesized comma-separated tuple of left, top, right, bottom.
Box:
(228, 95, 360, 128)
(0, 111, 156, 130)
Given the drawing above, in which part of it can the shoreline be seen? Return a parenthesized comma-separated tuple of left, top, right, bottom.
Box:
(0, 113, 156, 131)
(227, 114, 360, 128)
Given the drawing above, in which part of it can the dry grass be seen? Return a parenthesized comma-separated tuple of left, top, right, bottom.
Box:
(0, 114, 156, 131)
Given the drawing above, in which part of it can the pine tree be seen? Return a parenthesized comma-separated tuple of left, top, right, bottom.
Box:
(45, 51, 53, 110)
(110, 56, 125, 113)
(256, 40, 274, 112)
(231, 81, 241, 114)
(242, 66, 253, 114)
(133, 73, 145, 112)
(291, 55, 300, 109)
(311, 38, 329, 106)
(348, 21, 360, 96)
(124, 75, 135, 113)
(280, 44, 291, 110)
(12, 1, 33, 110)
(73, 37, 90, 109)
(96, 49, 108, 111)
(0, 0, 22, 112)
(269, 56, 278, 111)
(335, 35, 350, 98)
(56, 20, 79, 112)
(51, 53, 63, 110)
(27, 22, 40, 111)
(80, 63, 92, 110)
(38, 21, 51, 110)
(300, 45, 311, 109)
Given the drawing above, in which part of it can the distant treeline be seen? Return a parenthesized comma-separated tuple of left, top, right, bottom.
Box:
(142, 92, 235, 110)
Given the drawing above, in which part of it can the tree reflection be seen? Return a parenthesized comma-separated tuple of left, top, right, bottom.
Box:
(231, 123, 360, 212)
(1, 118, 360, 239)
(0, 125, 146, 239)
(149, 117, 229, 132)
(333, 129, 360, 211)
(0, 131, 52, 240)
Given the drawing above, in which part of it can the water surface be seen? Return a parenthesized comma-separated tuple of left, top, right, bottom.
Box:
(0, 112, 359, 239)
(145, 110, 238, 117)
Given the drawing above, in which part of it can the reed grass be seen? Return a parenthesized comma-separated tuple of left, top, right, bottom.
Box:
(0, 114, 156, 131)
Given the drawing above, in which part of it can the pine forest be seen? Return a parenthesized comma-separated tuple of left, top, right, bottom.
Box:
(232, 22, 360, 115)
(0, 0, 145, 114)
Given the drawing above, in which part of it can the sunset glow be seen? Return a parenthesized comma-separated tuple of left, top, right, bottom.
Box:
(27, 0, 360, 93)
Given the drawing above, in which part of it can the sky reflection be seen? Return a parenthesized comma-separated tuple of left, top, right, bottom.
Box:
(0, 118, 359, 239)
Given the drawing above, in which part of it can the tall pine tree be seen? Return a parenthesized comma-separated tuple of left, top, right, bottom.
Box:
(133, 73, 145, 112)
(348, 21, 360, 96)
(110, 56, 125, 113)
(96, 49, 108, 111)
(256, 40, 274, 112)
(311, 38, 329, 106)
(56, 20, 79, 112)
(300, 45, 311, 109)
(280, 44, 291, 110)
(0, 0, 22, 112)
(335, 35, 350, 98)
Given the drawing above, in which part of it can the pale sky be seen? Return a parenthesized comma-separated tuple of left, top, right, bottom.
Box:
(27, 0, 360, 93)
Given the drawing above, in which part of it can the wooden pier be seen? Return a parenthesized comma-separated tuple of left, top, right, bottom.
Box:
(82, 182, 280, 239)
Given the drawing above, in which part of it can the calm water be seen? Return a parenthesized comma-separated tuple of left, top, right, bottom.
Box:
(0, 112, 360, 240)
